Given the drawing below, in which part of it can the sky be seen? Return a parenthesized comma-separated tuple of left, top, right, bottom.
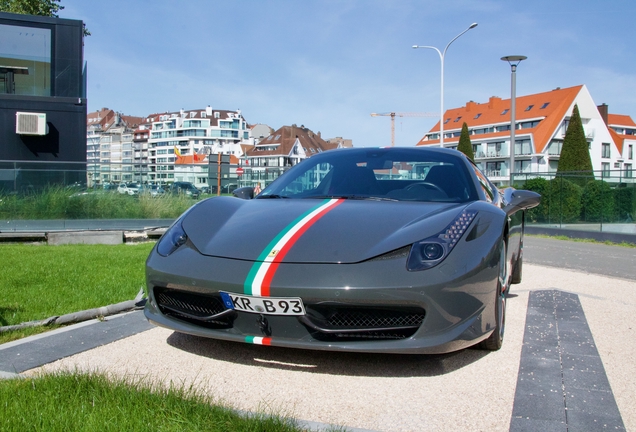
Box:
(60, 0, 636, 148)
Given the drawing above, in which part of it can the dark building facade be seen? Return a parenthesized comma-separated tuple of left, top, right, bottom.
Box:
(0, 12, 87, 190)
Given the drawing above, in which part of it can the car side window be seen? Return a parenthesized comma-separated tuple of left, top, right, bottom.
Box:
(470, 161, 497, 204)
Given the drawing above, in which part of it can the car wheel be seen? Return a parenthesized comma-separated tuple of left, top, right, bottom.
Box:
(511, 254, 523, 285)
(478, 239, 507, 351)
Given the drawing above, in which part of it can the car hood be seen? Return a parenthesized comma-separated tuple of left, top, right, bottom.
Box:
(181, 197, 471, 264)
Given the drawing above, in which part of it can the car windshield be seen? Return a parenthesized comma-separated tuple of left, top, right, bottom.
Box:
(259, 148, 477, 203)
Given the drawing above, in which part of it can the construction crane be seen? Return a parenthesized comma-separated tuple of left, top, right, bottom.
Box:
(370, 112, 437, 147)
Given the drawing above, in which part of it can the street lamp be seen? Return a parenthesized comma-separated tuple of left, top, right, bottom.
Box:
(413, 23, 478, 146)
(501, 55, 527, 186)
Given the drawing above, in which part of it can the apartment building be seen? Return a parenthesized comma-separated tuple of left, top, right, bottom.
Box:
(417, 85, 633, 185)
(86, 108, 145, 186)
(146, 106, 251, 186)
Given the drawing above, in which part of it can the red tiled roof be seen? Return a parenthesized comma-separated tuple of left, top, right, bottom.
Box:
(246, 125, 336, 157)
(417, 85, 583, 153)
(608, 114, 636, 128)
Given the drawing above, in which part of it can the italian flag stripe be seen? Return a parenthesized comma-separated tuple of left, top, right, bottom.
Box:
(244, 198, 343, 296)
(246, 336, 272, 345)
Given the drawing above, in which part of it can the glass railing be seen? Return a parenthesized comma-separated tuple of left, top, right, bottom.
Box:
(1, 161, 634, 236)
(0, 160, 292, 231)
(512, 170, 636, 234)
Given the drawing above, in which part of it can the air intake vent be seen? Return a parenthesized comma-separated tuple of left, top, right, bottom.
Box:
(16, 112, 47, 135)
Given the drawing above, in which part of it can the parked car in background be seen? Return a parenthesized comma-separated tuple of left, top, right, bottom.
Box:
(169, 181, 200, 199)
(117, 183, 141, 195)
(198, 185, 211, 194)
(141, 184, 165, 197)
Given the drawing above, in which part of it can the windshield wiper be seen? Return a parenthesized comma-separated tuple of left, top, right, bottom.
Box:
(256, 194, 289, 199)
(302, 195, 397, 201)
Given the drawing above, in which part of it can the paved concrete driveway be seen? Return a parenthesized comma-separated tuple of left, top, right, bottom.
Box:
(4, 238, 635, 431)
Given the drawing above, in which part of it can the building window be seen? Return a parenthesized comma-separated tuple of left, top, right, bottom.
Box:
(525, 105, 534, 111)
(443, 118, 450, 124)
(625, 164, 633, 178)
(0, 24, 51, 96)
(629, 144, 633, 160)
(501, 109, 509, 115)
(454, 116, 462, 122)
(602, 143, 611, 158)
(540, 102, 550, 109)
(602, 162, 610, 178)
(474, 113, 481, 119)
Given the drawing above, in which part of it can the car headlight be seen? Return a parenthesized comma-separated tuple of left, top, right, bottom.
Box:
(407, 209, 477, 271)
(157, 221, 188, 257)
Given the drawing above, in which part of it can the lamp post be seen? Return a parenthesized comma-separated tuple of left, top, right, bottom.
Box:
(501, 55, 527, 186)
(413, 23, 478, 146)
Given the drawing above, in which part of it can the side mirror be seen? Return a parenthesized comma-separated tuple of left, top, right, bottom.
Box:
(232, 187, 254, 200)
(502, 188, 541, 216)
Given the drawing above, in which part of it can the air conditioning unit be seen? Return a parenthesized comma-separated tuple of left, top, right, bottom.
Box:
(16, 112, 48, 135)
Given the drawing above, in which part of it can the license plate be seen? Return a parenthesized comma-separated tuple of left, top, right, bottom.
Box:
(220, 292, 306, 316)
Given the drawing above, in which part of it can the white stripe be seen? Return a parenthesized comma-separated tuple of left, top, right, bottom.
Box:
(251, 199, 340, 296)
(252, 336, 265, 345)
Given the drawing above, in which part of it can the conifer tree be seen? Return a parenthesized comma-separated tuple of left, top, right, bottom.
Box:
(556, 104, 593, 185)
(457, 122, 474, 160)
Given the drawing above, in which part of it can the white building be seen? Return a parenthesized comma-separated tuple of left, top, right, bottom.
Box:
(417, 85, 634, 185)
(146, 106, 251, 186)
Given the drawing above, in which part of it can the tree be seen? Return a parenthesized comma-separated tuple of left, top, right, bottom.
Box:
(457, 122, 474, 160)
(556, 104, 593, 185)
(1, 0, 63, 17)
(0, 0, 90, 35)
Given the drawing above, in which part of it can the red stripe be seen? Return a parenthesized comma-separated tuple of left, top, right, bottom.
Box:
(260, 199, 343, 296)
(262, 337, 272, 346)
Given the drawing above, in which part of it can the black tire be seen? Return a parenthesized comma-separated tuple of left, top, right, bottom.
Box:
(478, 239, 507, 351)
(511, 254, 523, 285)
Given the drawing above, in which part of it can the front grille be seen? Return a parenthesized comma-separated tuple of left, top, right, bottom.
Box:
(301, 305, 425, 342)
(154, 287, 235, 328)
(327, 309, 424, 328)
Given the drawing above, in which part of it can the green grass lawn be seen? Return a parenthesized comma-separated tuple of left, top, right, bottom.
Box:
(0, 242, 155, 343)
(0, 372, 307, 432)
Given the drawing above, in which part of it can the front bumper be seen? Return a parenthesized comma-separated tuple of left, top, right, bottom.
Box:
(145, 234, 501, 354)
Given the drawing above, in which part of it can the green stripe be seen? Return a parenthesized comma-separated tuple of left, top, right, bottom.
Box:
(243, 199, 331, 295)
(245, 335, 256, 344)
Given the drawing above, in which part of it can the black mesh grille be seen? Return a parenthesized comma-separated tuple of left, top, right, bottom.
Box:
(154, 288, 234, 328)
(303, 305, 425, 341)
(327, 309, 424, 328)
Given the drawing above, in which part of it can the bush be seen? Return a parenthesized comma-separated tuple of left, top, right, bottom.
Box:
(522, 177, 549, 222)
(546, 177, 582, 223)
(581, 180, 615, 222)
(613, 185, 636, 222)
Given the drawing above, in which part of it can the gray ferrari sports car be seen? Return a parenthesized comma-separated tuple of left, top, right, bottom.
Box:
(145, 147, 539, 354)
